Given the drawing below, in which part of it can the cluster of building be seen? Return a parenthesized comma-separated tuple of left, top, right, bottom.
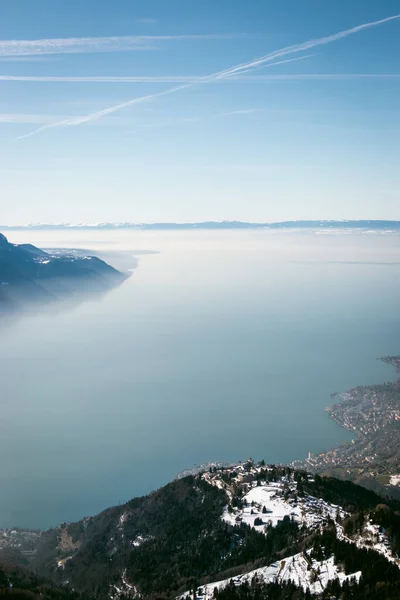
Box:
(0, 528, 40, 557)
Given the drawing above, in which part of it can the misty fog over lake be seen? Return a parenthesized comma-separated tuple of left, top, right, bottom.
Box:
(1, 229, 399, 528)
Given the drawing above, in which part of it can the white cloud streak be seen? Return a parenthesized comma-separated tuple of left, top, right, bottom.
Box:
(0, 54, 314, 83)
(17, 13, 400, 140)
(17, 84, 192, 138)
(16, 58, 308, 139)
(2, 73, 400, 84)
(0, 33, 238, 57)
(1, 75, 198, 83)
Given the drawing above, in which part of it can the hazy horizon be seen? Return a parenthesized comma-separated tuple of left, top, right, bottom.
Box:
(2, 218, 400, 229)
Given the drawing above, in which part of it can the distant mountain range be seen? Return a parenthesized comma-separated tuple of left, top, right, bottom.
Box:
(0, 233, 127, 314)
(1, 220, 400, 230)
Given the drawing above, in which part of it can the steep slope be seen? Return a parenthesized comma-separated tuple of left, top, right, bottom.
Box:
(0, 233, 127, 313)
(34, 476, 230, 598)
(30, 463, 400, 599)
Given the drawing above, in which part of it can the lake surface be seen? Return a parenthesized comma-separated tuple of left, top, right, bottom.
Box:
(1, 229, 399, 529)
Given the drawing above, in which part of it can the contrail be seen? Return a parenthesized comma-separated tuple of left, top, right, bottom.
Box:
(17, 84, 192, 139)
(1, 75, 200, 83)
(63, 84, 192, 126)
(1, 54, 313, 83)
(18, 14, 400, 140)
(3, 73, 400, 85)
(16, 57, 310, 139)
(0, 34, 239, 57)
(200, 13, 400, 81)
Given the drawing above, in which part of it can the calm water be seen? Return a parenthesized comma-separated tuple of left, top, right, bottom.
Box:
(1, 229, 399, 529)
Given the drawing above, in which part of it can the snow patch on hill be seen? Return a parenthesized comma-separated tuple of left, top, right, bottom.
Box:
(181, 551, 361, 598)
(337, 520, 400, 567)
(390, 475, 400, 487)
(203, 465, 346, 536)
(221, 481, 345, 533)
(203, 461, 399, 568)
(110, 569, 139, 600)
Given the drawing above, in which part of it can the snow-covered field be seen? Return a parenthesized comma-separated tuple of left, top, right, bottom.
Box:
(390, 474, 400, 487)
(222, 483, 296, 529)
(181, 551, 361, 599)
(221, 480, 345, 533)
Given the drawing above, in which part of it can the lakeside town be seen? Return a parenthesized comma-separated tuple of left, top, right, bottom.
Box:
(294, 356, 400, 494)
(0, 528, 41, 558)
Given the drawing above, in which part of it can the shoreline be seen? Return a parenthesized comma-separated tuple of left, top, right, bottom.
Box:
(292, 356, 400, 497)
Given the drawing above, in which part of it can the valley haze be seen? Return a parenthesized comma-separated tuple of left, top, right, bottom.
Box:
(0, 227, 398, 529)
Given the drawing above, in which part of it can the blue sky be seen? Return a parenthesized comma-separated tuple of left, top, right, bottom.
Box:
(1, 0, 399, 224)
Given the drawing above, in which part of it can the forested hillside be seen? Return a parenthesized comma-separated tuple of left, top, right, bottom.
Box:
(23, 462, 400, 600)
(0, 562, 79, 600)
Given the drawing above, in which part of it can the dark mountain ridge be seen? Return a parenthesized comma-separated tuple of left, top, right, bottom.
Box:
(0, 233, 128, 314)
